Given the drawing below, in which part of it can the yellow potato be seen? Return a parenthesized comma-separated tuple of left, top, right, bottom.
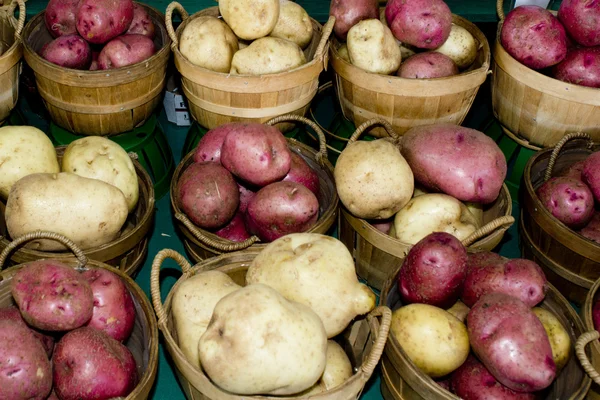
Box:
(446, 300, 470, 323)
(269, 0, 313, 49)
(433, 23, 478, 69)
(230, 37, 306, 75)
(337, 43, 350, 63)
(302, 340, 353, 394)
(347, 19, 401, 75)
(533, 307, 571, 371)
(219, 0, 279, 40)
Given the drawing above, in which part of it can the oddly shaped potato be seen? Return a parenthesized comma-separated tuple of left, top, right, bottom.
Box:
(219, 0, 280, 40)
(532, 307, 571, 372)
(0, 125, 60, 199)
(433, 24, 478, 69)
(230, 37, 306, 75)
(302, 340, 353, 394)
(270, 0, 313, 49)
(61, 136, 139, 212)
(347, 19, 401, 74)
(179, 16, 239, 73)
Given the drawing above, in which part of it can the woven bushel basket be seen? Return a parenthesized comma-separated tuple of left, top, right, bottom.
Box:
(0, 0, 24, 124)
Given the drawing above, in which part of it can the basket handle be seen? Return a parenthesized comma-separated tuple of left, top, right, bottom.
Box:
(150, 248, 193, 327)
(460, 215, 515, 247)
(174, 213, 260, 252)
(165, 1, 189, 49)
(0, 231, 88, 271)
(358, 306, 392, 377)
(348, 118, 400, 144)
(267, 114, 329, 166)
(576, 330, 600, 386)
(496, 0, 505, 22)
(314, 15, 335, 70)
(544, 132, 594, 182)
(6, 0, 25, 40)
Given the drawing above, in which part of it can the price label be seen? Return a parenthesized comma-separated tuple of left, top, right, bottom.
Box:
(513, 0, 551, 8)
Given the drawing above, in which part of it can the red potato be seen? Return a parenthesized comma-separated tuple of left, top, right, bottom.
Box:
(126, 3, 155, 39)
(329, 0, 379, 41)
(45, 0, 80, 38)
(368, 218, 393, 234)
(398, 232, 468, 308)
(536, 176, 595, 229)
(451, 355, 538, 400)
(82, 267, 135, 342)
(397, 52, 458, 79)
(385, 0, 452, 49)
(582, 151, 600, 203)
(282, 152, 320, 196)
(46, 391, 60, 400)
(435, 377, 451, 392)
(76, 0, 134, 44)
(177, 162, 240, 230)
(0, 306, 55, 357)
(558, 159, 586, 180)
(467, 293, 556, 393)
(193, 123, 238, 164)
(220, 123, 292, 187)
(552, 47, 600, 88)
(53, 327, 138, 400)
(89, 50, 100, 70)
(214, 211, 251, 242)
(400, 124, 507, 204)
(580, 210, 600, 244)
(466, 251, 505, 271)
(500, 5, 567, 70)
(461, 258, 547, 308)
(0, 320, 53, 400)
(237, 182, 256, 214)
(245, 181, 319, 242)
(558, 0, 600, 47)
(11, 260, 94, 331)
(97, 34, 156, 70)
(41, 33, 92, 69)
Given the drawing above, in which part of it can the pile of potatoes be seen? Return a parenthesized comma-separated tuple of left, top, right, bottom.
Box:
(0, 125, 139, 251)
(171, 232, 377, 395)
(389, 232, 571, 397)
(178, 0, 314, 75)
(330, 0, 480, 78)
(334, 122, 507, 245)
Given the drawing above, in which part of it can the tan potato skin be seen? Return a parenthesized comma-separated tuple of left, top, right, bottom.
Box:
(269, 0, 313, 49)
(532, 307, 571, 372)
(219, 0, 280, 40)
(347, 19, 401, 75)
(5, 172, 128, 251)
(433, 23, 478, 69)
(302, 340, 353, 394)
(230, 37, 306, 75)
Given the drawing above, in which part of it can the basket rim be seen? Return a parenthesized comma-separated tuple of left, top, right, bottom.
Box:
(582, 276, 600, 360)
(0, 0, 23, 69)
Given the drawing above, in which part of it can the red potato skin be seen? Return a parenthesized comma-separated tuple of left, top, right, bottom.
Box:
(76, 0, 134, 44)
(126, 3, 155, 39)
(385, 0, 452, 49)
(400, 124, 507, 204)
(329, 0, 379, 41)
(368, 218, 393, 234)
(558, 0, 600, 47)
(97, 34, 156, 69)
(451, 355, 538, 400)
(593, 295, 600, 331)
(558, 159, 586, 180)
(193, 123, 240, 164)
(582, 151, 600, 203)
(552, 47, 600, 88)
(46, 390, 60, 400)
(467, 293, 556, 393)
(466, 251, 505, 272)
(237, 182, 256, 214)
(245, 181, 319, 242)
(282, 152, 320, 196)
(536, 176, 595, 229)
(177, 162, 240, 230)
(0, 320, 53, 400)
(214, 211, 251, 242)
(461, 258, 547, 308)
(0, 306, 55, 357)
(11, 260, 94, 331)
(501, 6, 567, 70)
(45, 0, 80, 38)
(397, 52, 459, 79)
(41, 33, 92, 69)
(89, 50, 100, 70)
(52, 327, 138, 400)
(398, 232, 468, 308)
(580, 210, 600, 243)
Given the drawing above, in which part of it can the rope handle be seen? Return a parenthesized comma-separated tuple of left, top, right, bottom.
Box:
(544, 132, 594, 182)
(497, 0, 505, 22)
(165, 1, 189, 49)
(461, 215, 515, 247)
(348, 118, 400, 144)
(150, 248, 193, 327)
(267, 114, 329, 166)
(0, 231, 87, 271)
(359, 306, 392, 377)
(575, 330, 600, 386)
(174, 213, 260, 252)
(6, 0, 25, 40)
(314, 15, 335, 69)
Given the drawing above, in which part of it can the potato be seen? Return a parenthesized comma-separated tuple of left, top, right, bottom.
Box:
(126, 3, 155, 39)
(391, 303, 469, 377)
(536, 176, 595, 229)
(445, 300, 470, 323)
(467, 293, 556, 392)
(282, 152, 320, 195)
(45, 0, 80, 37)
(179, 16, 239, 73)
(392, 193, 478, 245)
(219, 0, 280, 40)
(558, 159, 585, 180)
(401, 124, 507, 204)
(582, 151, 600, 203)
(330, 0, 379, 41)
(533, 307, 571, 372)
(270, 0, 313, 49)
(580, 211, 600, 244)
(42, 34, 92, 69)
(558, 0, 600, 47)
(552, 47, 600, 88)
(302, 340, 353, 394)
(0, 125, 60, 200)
(237, 182, 256, 213)
(5, 172, 129, 251)
(230, 37, 306, 75)
(337, 43, 351, 62)
(76, 0, 134, 44)
(347, 19, 401, 75)
(97, 34, 156, 70)
(433, 23, 478, 69)
(0, 307, 55, 357)
(397, 52, 458, 78)
(61, 136, 139, 212)
(214, 212, 252, 242)
(192, 122, 235, 163)
(500, 6, 567, 70)
(466, 251, 505, 271)
(385, 0, 452, 49)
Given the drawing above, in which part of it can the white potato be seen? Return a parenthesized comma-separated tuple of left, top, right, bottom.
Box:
(533, 307, 571, 372)
(219, 0, 279, 40)
(61, 136, 139, 212)
(230, 37, 306, 75)
(337, 43, 350, 63)
(179, 16, 239, 73)
(303, 340, 353, 394)
(269, 0, 313, 49)
(5, 172, 128, 251)
(0, 125, 60, 199)
(347, 19, 401, 75)
(433, 23, 478, 69)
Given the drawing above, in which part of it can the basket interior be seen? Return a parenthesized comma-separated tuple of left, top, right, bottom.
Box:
(0, 5, 17, 50)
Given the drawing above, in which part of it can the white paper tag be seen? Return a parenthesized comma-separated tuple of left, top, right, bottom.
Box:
(513, 0, 551, 8)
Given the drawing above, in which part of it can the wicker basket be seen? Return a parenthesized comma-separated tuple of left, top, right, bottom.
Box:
(151, 248, 391, 400)
(0, 0, 24, 125)
(577, 276, 600, 399)
(379, 256, 591, 400)
(330, 13, 490, 138)
(0, 146, 155, 277)
(171, 114, 338, 262)
(0, 231, 159, 400)
(520, 132, 600, 306)
(165, 2, 334, 132)
(491, 0, 600, 150)
(337, 119, 515, 290)
(21, 3, 171, 136)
